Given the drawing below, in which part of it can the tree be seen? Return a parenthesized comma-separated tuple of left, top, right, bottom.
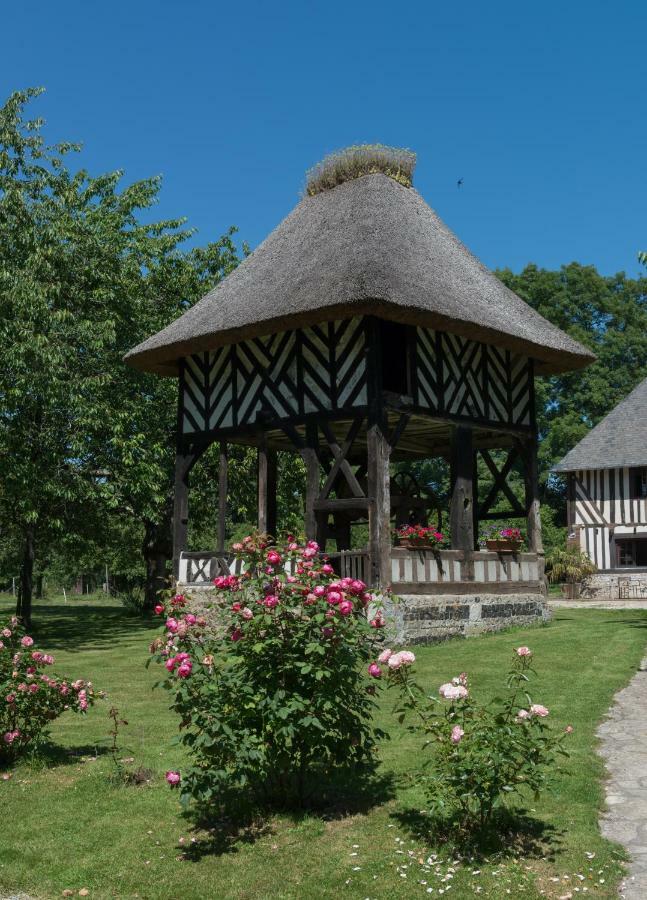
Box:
(0, 87, 240, 623)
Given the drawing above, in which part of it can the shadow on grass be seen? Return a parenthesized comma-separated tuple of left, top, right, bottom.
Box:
(391, 805, 564, 860)
(25, 602, 159, 654)
(180, 769, 396, 860)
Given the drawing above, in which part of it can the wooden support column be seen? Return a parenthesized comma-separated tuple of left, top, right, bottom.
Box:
(301, 446, 320, 543)
(172, 452, 192, 579)
(523, 437, 544, 554)
(367, 424, 392, 588)
(217, 442, 228, 552)
(449, 426, 475, 551)
(257, 442, 278, 537)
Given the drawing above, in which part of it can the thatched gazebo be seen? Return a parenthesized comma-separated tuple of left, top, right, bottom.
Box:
(126, 147, 593, 641)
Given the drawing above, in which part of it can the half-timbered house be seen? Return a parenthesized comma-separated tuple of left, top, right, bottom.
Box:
(125, 151, 594, 640)
(554, 376, 647, 598)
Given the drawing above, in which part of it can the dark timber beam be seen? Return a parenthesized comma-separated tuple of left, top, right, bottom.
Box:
(367, 424, 392, 588)
(301, 447, 320, 542)
(522, 437, 544, 554)
(449, 426, 475, 551)
(218, 442, 228, 552)
(257, 442, 278, 537)
(172, 452, 192, 579)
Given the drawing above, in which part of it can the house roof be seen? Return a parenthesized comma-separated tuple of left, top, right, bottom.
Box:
(553, 376, 647, 472)
(125, 173, 595, 376)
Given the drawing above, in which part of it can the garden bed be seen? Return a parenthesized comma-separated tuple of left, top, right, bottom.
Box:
(0, 592, 643, 899)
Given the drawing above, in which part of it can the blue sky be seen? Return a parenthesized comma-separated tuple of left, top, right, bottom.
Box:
(2, 0, 646, 276)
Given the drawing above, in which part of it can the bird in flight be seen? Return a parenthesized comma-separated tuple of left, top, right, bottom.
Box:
(457, 178, 464, 188)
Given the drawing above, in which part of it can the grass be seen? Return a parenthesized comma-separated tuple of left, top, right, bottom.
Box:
(0, 594, 645, 899)
(305, 145, 416, 196)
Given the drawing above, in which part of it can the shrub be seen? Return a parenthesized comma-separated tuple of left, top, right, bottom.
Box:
(545, 547, 597, 584)
(388, 646, 571, 833)
(0, 615, 97, 761)
(305, 145, 416, 196)
(150, 534, 392, 808)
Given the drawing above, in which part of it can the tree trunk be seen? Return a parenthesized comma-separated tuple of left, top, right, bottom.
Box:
(17, 528, 35, 628)
(142, 516, 172, 610)
(35, 573, 44, 599)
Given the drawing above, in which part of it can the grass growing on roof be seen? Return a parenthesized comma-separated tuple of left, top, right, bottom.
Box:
(0, 592, 643, 899)
(305, 144, 416, 196)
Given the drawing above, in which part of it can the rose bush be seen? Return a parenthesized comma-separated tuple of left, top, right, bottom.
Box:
(150, 534, 395, 808)
(387, 646, 571, 832)
(1, 616, 97, 762)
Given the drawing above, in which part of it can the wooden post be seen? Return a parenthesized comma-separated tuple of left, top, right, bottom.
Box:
(172, 452, 191, 579)
(523, 437, 544, 554)
(301, 447, 320, 542)
(257, 442, 278, 537)
(449, 426, 474, 551)
(367, 424, 391, 588)
(218, 442, 228, 552)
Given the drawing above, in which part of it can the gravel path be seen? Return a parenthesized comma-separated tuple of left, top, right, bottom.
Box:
(549, 599, 647, 610)
(597, 656, 647, 899)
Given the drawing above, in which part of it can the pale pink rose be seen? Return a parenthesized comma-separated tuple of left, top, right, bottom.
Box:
(516, 646, 532, 657)
(41, 654, 54, 665)
(303, 547, 317, 559)
(451, 725, 464, 744)
(20, 636, 34, 648)
(516, 709, 531, 721)
(232, 542, 243, 551)
(241, 607, 253, 620)
(202, 655, 214, 667)
(78, 689, 88, 710)
(439, 683, 469, 700)
(5, 693, 15, 704)
(2, 629, 12, 638)
(387, 652, 404, 670)
(338, 599, 354, 617)
(378, 648, 393, 663)
(565, 724, 574, 734)
(368, 663, 382, 678)
(288, 542, 298, 551)
(530, 704, 549, 718)
(398, 651, 416, 665)
(165, 770, 181, 786)
(370, 611, 386, 629)
(0, 641, 4, 650)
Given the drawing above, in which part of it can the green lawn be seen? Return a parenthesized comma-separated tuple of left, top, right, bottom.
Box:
(1, 594, 645, 900)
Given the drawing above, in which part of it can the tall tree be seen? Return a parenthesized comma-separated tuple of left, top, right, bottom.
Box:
(0, 88, 240, 623)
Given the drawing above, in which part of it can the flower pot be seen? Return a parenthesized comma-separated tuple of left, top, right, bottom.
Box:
(486, 539, 522, 553)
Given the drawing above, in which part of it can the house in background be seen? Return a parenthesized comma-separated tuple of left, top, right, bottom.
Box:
(553, 376, 647, 598)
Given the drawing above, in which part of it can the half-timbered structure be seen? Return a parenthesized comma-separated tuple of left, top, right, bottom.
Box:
(126, 158, 593, 639)
(554, 376, 647, 598)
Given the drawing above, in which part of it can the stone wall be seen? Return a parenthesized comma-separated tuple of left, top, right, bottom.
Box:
(582, 572, 647, 601)
(382, 592, 550, 645)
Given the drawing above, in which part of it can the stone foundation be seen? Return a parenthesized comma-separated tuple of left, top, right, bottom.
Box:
(582, 572, 647, 601)
(382, 592, 550, 644)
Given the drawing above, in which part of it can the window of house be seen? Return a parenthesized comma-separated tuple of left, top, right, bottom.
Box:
(379, 320, 410, 395)
(630, 468, 647, 499)
(616, 538, 647, 567)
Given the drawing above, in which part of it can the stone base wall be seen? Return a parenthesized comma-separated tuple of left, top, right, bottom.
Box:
(582, 572, 647, 600)
(382, 593, 550, 645)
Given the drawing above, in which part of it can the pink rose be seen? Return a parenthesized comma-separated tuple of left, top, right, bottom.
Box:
(368, 663, 382, 678)
(28, 683, 38, 693)
(451, 725, 464, 744)
(516, 709, 531, 721)
(307, 540, 319, 551)
(378, 648, 393, 663)
(0, 641, 3, 650)
(165, 770, 181, 786)
(231, 628, 243, 642)
(350, 579, 366, 594)
(313, 586, 326, 598)
(516, 646, 532, 657)
(530, 704, 549, 717)
(303, 547, 317, 559)
(326, 591, 342, 605)
(185, 614, 197, 626)
(166, 618, 178, 634)
(232, 542, 243, 551)
(3, 730, 18, 744)
(42, 654, 54, 665)
(338, 599, 354, 616)
(78, 689, 88, 710)
(370, 611, 386, 629)
(322, 627, 334, 639)
(263, 595, 279, 609)
(165, 658, 177, 672)
(2, 629, 11, 638)
(321, 564, 334, 574)
(288, 542, 298, 551)
(267, 550, 282, 565)
(241, 607, 253, 620)
(439, 683, 469, 700)
(20, 636, 34, 648)
(154, 604, 164, 615)
(5, 693, 15, 704)
(177, 661, 192, 678)
(304, 593, 317, 605)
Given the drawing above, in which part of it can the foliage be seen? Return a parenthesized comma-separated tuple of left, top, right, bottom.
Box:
(545, 547, 597, 584)
(388, 646, 571, 833)
(305, 144, 416, 196)
(394, 524, 448, 548)
(149, 535, 390, 808)
(0, 614, 96, 761)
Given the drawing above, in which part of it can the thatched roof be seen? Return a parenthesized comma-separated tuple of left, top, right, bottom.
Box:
(553, 377, 647, 473)
(125, 173, 594, 376)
